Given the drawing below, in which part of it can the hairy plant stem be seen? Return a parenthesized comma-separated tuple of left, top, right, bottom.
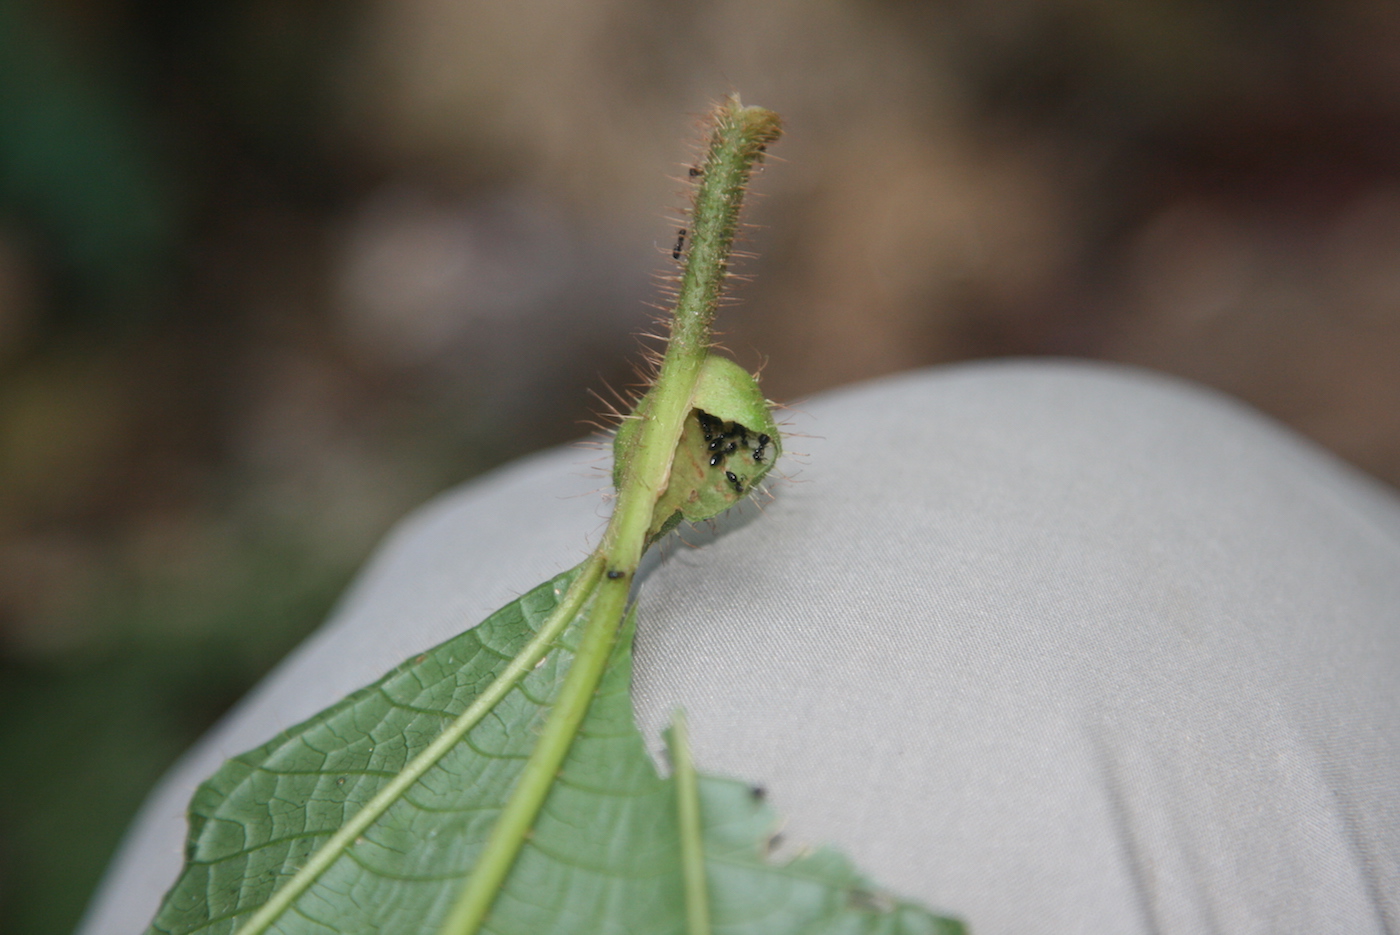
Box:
(438, 95, 781, 935)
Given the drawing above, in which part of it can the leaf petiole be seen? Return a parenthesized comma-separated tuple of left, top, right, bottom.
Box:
(436, 583, 632, 934)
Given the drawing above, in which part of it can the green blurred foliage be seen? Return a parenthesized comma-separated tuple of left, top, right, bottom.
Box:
(0, 2, 379, 931)
(0, 0, 176, 326)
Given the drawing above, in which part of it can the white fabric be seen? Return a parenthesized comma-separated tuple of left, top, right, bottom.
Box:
(80, 360, 1400, 934)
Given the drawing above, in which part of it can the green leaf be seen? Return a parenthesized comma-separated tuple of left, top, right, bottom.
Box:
(696, 776, 964, 935)
(149, 566, 962, 934)
(147, 565, 595, 934)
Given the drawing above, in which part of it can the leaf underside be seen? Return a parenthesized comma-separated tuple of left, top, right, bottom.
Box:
(149, 569, 963, 935)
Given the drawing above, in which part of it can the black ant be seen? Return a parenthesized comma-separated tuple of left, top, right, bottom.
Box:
(697, 411, 722, 443)
(753, 433, 770, 463)
(688, 166, 701, 177)
(725, 471, 743, 494)
(672, 228, 686, 260)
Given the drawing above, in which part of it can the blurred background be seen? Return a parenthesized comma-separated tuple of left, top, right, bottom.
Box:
(1, 1, 1398, 931)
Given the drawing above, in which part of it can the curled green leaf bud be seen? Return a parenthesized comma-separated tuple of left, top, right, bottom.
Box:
(613, 354, 781, 540)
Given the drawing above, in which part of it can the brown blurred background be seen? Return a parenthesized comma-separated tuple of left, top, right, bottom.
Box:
(1, 1, 1398, 931)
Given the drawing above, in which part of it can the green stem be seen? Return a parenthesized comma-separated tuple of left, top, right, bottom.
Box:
(438, 95, 781, 935)
(601, 96, 782, 573)
(230, 554, 605, 935)
(437, 583, 631, 933)
(668, 710, 713, 935)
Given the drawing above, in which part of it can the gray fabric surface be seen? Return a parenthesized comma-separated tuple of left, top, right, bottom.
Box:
(80, 360, 1400, 934)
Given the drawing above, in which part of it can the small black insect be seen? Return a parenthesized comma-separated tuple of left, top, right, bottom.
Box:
(707, 437, 725, 452)
(724, 440, 738, 456)
(748, 784, 766, 802)
(688, 166, 701, 177)
(753, 432, 770, 463)
(725, 470, 743, 494)
(606, 569, 625, 580)
(709, 451, 724, 467)
(672, 228, 686, 260)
